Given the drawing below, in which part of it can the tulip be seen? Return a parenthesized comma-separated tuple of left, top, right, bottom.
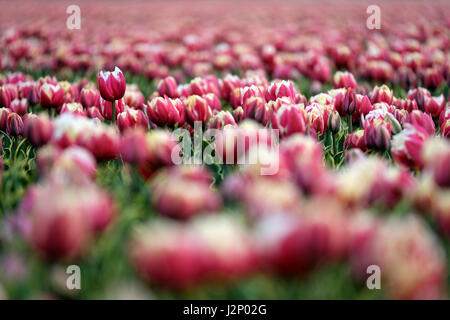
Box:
(0, 107, 11, 131)
(119, 128, 149, 165)
(0, 86, 11, 108)
(207, 110, 236, 129)
(99, 98, 124, 121)
(97, 67, 127, 125)
(79, 86, 100, 109)
(439, 107, 450, 129)
(305, 103, 327, 134)
(265, 80, 296, 102)
(117, 108, 149, 133)
(50, 146, 98, 181)
(6, 112, 23, 137)
(138, 130, 178, 179)
(405, 110, 435, 135)
(184, 95, 212, 126)
(157, 76, 178, 98)
(203, 93, 221, 112)
(242, 96, 270, 125)
(441, 119, 450, 138)
(271, 104, 306, 137)
(254, 215, 321, 275)
(280, 134, 326, 194)
(423, 95, 445, 118)
(342, 89, 356, 132)
(60, 102, 86, 116)
(422, 138, 450, 188)
(129, 220, 208, 289)
(344, 148, 365, 164)
(9, 98, 27, 116)
(27, 185, 91, 260)
(233, 106, 244, 123)
(151, 174, 222, 220)
(343, 130, 367, 151)
(364, 122, 391, 151)
(370, 84, 393, 105)
(146, 96, 185, 128)
(191, 215, 257, 280)
(40, 83, 64, 112)
(391, 123, 429, 169)
(24, 113, 54, 147)
(86, 106, 104, 121)
(333, 71, 358, 89)
(362, 216, 446, 299)
(123, 85, 145, 109)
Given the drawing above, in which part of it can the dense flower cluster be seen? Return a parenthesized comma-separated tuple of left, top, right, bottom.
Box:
(0, 0, 449, 300)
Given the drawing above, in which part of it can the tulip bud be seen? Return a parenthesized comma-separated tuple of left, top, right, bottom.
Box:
(24, 114, 54, 147)
(157, 76, 178, 98)
(117, 108, 149, 133)
(327, 111, 341, 134)
(6, 112, 23, 136)
(97, 67, 126, 102)
(305, 103, 327, 134)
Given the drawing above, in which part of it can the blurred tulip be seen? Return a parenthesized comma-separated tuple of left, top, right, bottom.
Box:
(24, 113, 54, 147)
(157, 76, 178, 98)
(9, 98, 27, 116)
(117, 108, 149, 133)
(6, 112, 23, 136)
(184, 95, 212, 126)
(40, 83, 64, 110)
(392, 123, 429, 169)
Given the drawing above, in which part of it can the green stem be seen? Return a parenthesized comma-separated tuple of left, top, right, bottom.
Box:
(332, 132, 337, 156)
(112, 100, 116, 127)
(347, 114, 353, 133)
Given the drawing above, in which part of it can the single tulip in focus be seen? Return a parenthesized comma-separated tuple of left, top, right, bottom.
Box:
(97, 67, 126, 102)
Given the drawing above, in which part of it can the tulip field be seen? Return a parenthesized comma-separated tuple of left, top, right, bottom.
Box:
(0, 0, 450, 300)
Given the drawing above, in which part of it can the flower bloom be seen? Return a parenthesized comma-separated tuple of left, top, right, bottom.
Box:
(97, 67, 126, 102)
